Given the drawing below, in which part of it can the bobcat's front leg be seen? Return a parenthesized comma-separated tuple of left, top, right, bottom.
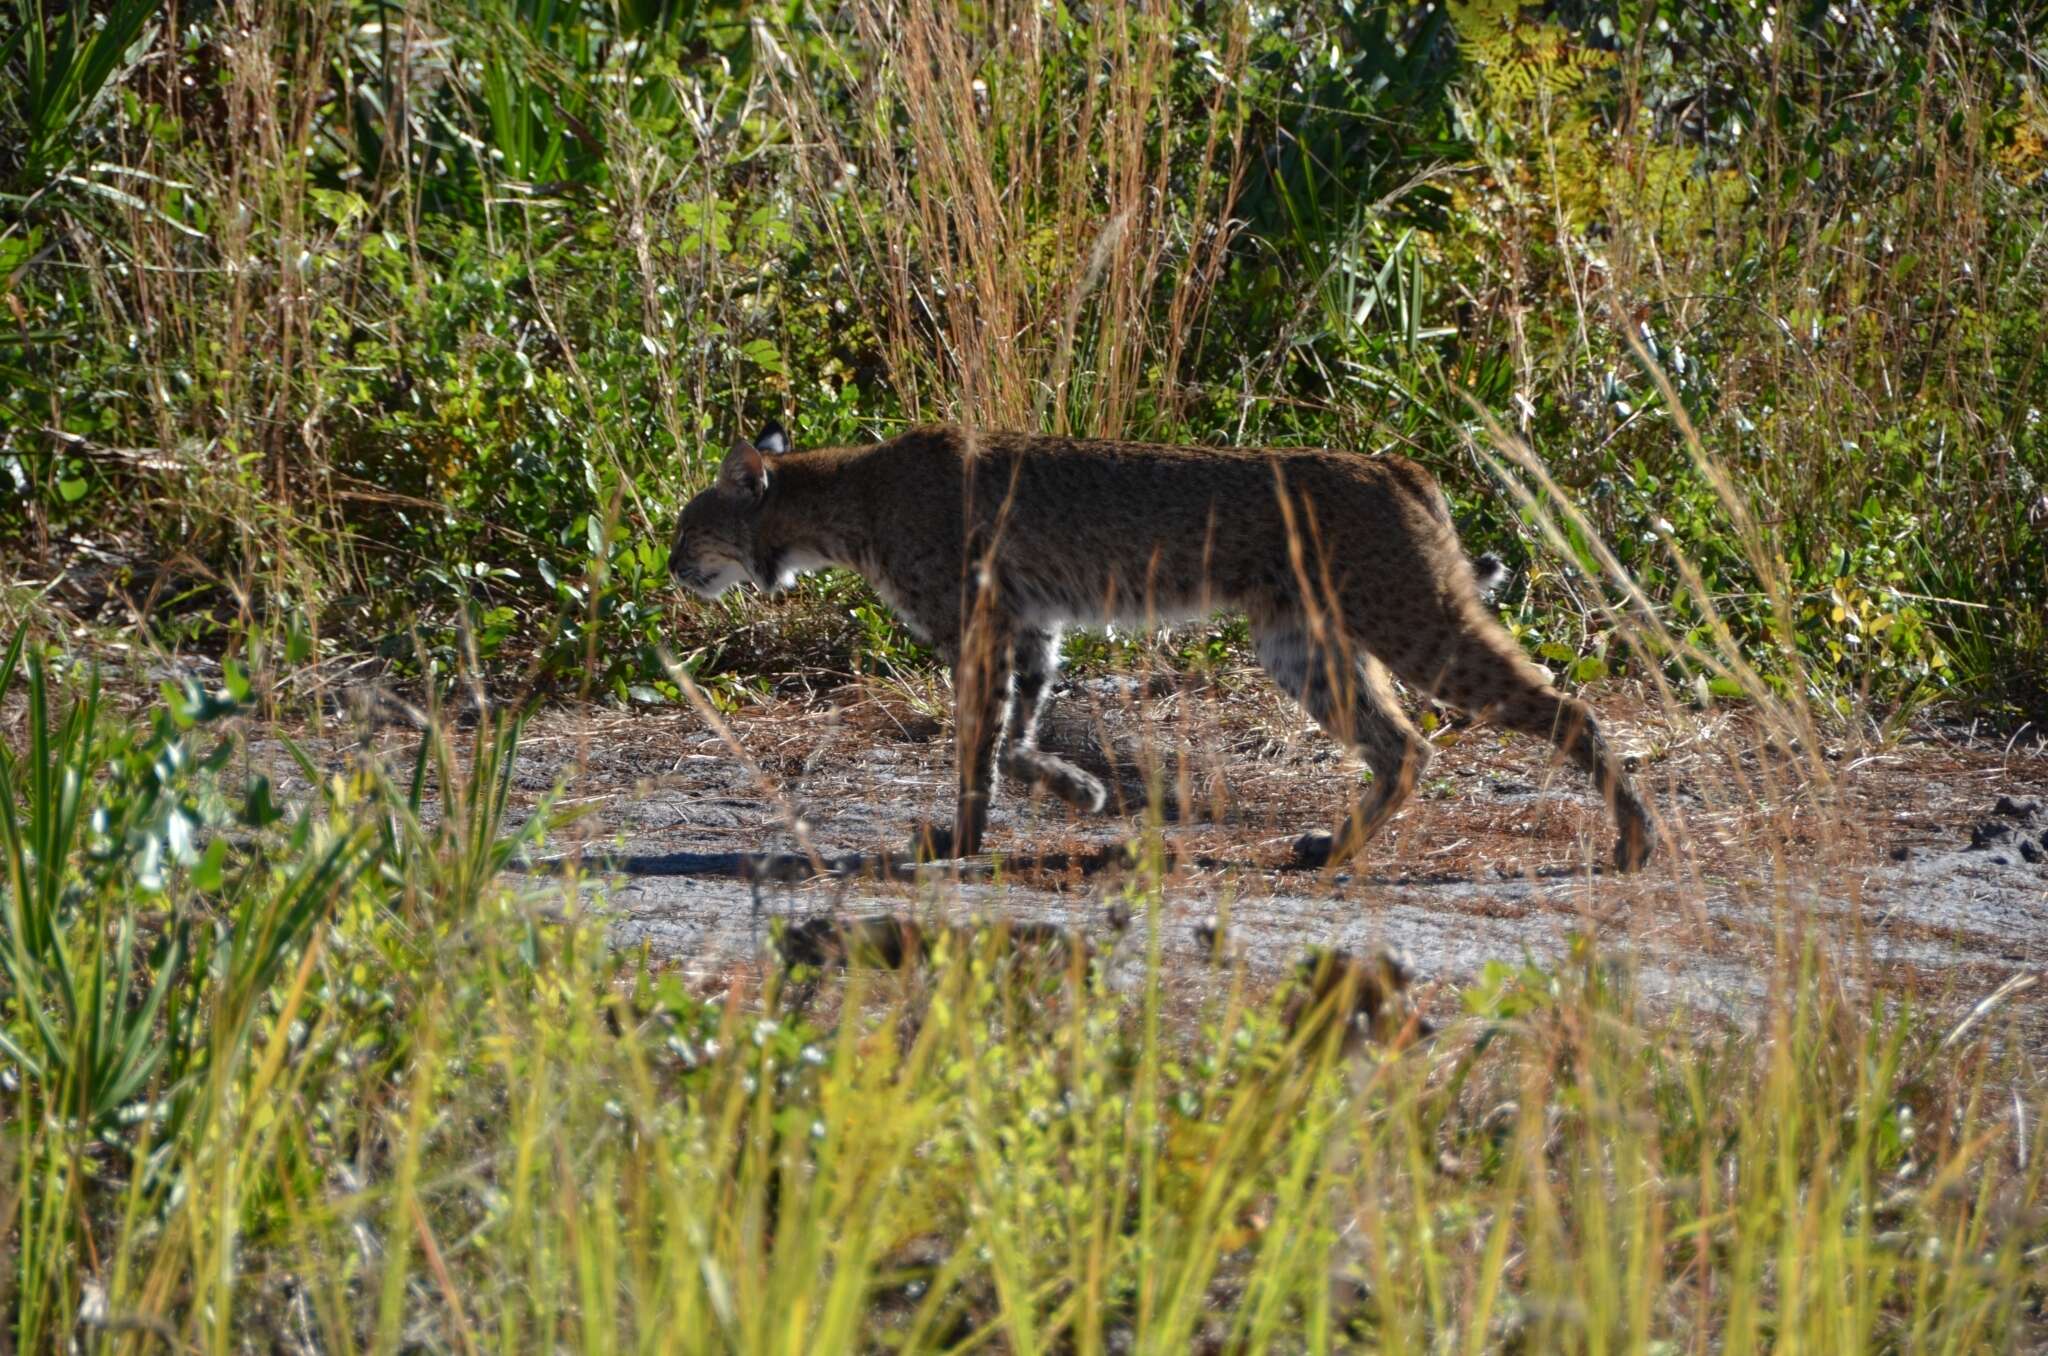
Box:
(916, 620, 1014, 859)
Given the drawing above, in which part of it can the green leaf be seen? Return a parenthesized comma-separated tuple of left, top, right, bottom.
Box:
(242, 775, 282, 827)
(740, 338, 787, 375)
(58, 477, 88, 502)
(165, 804, 197, 864)
(191, 836, 228, 892)
(307, 187, 368, 228)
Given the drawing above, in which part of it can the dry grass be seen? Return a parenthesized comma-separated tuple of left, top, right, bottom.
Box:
(778, 0, 1252, 436)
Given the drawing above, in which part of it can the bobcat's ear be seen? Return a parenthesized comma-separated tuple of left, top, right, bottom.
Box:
(754, 420, 790, 456)
(719, 439, 768, 500)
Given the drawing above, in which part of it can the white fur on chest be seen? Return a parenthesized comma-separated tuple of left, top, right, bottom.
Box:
(769, 548, 832, 592)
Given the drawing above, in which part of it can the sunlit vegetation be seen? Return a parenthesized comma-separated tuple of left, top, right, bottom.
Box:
(4, 1, 2046, 1349)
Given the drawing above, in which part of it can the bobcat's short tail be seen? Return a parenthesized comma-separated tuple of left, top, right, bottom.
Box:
(1429, 484, 1510, 603)
(1471, 552, 1509, 601)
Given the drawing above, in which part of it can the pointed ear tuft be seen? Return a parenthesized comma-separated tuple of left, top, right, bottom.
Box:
(719, 439, 768, 499)
(754, 420, 790, 456)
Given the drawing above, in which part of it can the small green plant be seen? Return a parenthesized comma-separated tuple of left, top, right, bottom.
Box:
(0, 0, 163, 190)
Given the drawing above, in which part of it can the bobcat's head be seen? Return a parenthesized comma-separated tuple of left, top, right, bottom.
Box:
(669, 422, 789, 598)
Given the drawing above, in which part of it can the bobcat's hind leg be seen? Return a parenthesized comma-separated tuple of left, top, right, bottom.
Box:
(1485, 682, 1651, 871)
(1001, 626, 1108, 814)
(1254, 624, 1431, 870)
(1380, 607, 1653, 871)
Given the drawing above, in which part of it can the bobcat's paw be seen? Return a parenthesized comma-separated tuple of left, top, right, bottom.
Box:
(1290, 831, 1337, 869)
(910, 823, 957, 861)
(1006, 749, 1109, 815)
(1291, 829, 1370, 870)
(1612, 818, 1653, 873)
(910, 821, 986, 861)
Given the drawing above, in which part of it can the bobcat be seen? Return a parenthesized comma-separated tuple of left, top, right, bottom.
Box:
(670, 422, 1653, 871)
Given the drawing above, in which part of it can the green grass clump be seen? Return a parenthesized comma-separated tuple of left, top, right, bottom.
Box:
(2, 633, 2043, 1351)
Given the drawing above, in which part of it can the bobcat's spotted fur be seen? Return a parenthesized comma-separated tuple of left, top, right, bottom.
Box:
(670, 423, 1653, 871)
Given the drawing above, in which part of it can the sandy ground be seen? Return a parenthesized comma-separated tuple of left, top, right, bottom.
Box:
(240, 668, 2048, 1036)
